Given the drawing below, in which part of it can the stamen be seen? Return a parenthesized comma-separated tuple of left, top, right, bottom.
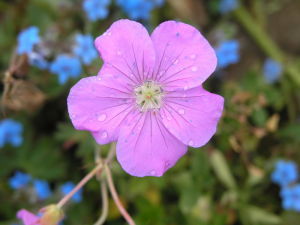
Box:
(134, 81, 164, 112)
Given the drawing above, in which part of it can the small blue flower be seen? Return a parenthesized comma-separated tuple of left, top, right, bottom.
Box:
(219, 0, 238, 14)
(33, 179, 52, 200)
(17, 26, 40, 55)
(116, 0, 164, 20)
(0, 119, 23, 148)
(9, 172, 31, 190)
(263, 59, 282, 84)
(50, 55, 82, 84)
(73, 34, 98, 65)
(280, 184, 300, 212)
(83, 0, 111, 21)
(271, 160, 298, 187)
(60, 182, 82, 203)
(215, 40, 240, 69)
(28, 52, 49, 70)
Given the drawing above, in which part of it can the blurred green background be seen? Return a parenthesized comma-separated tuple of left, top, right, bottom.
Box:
(1, 0, 300, 224)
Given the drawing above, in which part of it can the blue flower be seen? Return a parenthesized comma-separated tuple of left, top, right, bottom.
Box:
(9, 172, 31, 190)
(271, 160, 298, 187)
(215, 40, 240, 69)
(219, 0, 238, 14)
(280, 184, 300, 212)
(83, 0, 111, 21)
(50, 55, 82, 84)
(33, 179, 52, 200)
(60, 182, 82, 203)
(73, 34, 98, 65)
(28, 52, 49, 70)
(116, 0, 164, 20)
(17, 26, 40, 55)
(263, 59, 282, 84)
(0, 119, 23, 148)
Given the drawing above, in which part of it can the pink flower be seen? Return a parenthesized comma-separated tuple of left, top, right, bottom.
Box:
(17, 209, 40, 225)
(68, 19, 224, 177)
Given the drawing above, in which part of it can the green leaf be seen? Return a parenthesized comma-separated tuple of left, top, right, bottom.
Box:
(278, 123, 300, 143)
(241, 205, 281, 224)
(251, 108, 268, 127)
(210, 150, 237, 190)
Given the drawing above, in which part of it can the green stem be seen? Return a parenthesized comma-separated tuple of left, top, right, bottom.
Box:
(233, 6, 300, 86)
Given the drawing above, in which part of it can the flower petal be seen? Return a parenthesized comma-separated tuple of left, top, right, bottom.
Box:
(17, 209, 40, 225)
(116, 111, 187, 177)
(67, 76, 136, 144)
(151, 21, 217, 90)
(161, 86, 224, 148)
(95, 19, 156, 85)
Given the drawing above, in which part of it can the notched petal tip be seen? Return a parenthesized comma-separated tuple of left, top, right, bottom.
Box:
(116, 153, 168, 178)
(94, 19, 148, 55)
(151, 20, 217, 89)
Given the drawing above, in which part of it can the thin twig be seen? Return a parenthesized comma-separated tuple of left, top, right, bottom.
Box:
(105, 164, 136, 225)
(94, 180, 109, 225)
(57, 163, 103, 208)
(57, 143, 117, 208)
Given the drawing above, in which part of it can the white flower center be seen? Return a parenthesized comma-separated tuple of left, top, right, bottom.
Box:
(134, 81, 164, 112)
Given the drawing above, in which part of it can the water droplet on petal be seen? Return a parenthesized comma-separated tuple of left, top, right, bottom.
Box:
(213, 110, 222, 120)
(173, 59, 179, 65)
(97, 77, 102, 81)
(150, 170, 156, 176)
(117, 50, 122, 56)
(178, 109, 185, 115)
(167, 116, 172, 121)
(164, 161, 171, 169)
(98, 114, 107, 122)
(190, 54, 197, 60)
(191, 66, 198, 72)
(188, 140, 194, 146)
(101, 131, 108, 139)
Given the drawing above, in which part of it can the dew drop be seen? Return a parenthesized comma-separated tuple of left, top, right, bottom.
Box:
(188, 140, 194, 146)
(101, 131, 108, 139)
(191, 66, 198, 72)
(167, 116, 172, 121)
(98, 114, 107, 122)
(164, 161, 171, 169)
(97, 77, 102, 81)
(190, 54, 197, 60)
(117, 50, 122, 56)
(173, 59, 179, 65)
(178, 109, 185, 115)
(213, 110, 222, 119)
(150, 170, 156, 176)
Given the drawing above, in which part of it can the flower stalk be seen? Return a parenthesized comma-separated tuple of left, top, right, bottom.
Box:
(57, 162, 104, 208)
(233, 6, 300, 86)
(105, 164, 136, 225)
